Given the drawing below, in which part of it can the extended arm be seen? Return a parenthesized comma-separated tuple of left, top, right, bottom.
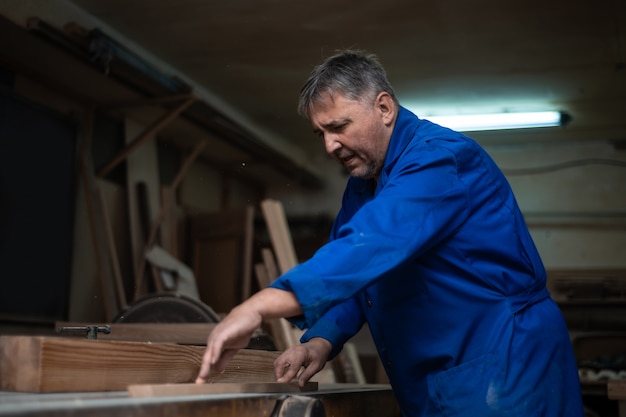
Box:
(195, 287, 301, 383)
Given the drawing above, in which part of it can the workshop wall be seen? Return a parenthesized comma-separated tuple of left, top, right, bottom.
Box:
(487, 140, 626, 270)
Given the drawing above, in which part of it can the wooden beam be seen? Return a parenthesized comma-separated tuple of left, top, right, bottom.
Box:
(96, 96, 196, 178)
(127, 382, 318, 397)
(0, 336, 280, 392)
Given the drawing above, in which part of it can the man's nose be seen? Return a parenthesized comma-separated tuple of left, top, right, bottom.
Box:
(323, 134, 341, 154)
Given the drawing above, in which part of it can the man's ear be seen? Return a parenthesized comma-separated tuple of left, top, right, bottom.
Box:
(375, 92, 396, 126)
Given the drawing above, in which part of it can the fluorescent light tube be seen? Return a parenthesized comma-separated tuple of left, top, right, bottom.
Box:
(425, 111, 564, 132)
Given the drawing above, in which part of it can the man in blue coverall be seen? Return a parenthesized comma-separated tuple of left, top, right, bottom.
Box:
(196, 50, 584, 416)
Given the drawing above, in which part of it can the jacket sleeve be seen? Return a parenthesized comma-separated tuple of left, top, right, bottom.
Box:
(298, 295, 365, 360)
(270, 143, 470, 328)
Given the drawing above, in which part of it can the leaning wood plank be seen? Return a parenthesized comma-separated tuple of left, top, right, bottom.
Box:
(241, 205, 255, 300)
(260, 199, 298, 274)
(124, 118, 161, 300)
(78, 112, 118, 320)
(128, 382, 318, 397)
(254, 263, 292, 351)
(257, 248, 302, 349)
(269, 199, 298, 271)
(261, 248, 280, 282)
(0, 336, 280, 392)
(97, 186, 128, 310)
(255, 261, 271, 288)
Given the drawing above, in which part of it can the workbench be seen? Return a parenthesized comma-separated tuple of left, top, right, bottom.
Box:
(0, 384, 400, 417)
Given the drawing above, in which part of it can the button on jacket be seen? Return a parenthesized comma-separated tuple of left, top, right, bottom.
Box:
(270, 107, 584, 417)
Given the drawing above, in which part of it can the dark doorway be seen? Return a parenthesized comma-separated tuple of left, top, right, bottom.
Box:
(0, 91, 76, 320)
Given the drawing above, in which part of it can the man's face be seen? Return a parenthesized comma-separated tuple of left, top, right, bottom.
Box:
(309, 92, 393, 180)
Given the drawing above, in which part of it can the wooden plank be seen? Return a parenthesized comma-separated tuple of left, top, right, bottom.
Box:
(78, 110, 119, 320)
(188, 206, 255, 314)
(124, 118, 161, 300)
(255, 262, 271, 288)
(260, 199, 298, 274)
(255, 249, 299, 349)
(241, 205, 255, 300)
(55, 322, 217, 344)
(128, 381, 318, 397)
(342, 343, 367, 384)
(97, 186, 127, 310)
(254, 261, 292, 351)
(159, 185, 179, 257)
(0, 336, 280, 392)
(261, 248, 279, 281)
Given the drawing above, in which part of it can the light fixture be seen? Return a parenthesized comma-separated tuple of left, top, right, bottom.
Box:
(423, 111, 569, 132)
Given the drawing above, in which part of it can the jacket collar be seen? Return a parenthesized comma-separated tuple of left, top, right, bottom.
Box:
(376, 106, 421, 191)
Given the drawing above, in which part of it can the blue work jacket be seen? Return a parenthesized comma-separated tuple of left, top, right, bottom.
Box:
(270, 107, 584, 416)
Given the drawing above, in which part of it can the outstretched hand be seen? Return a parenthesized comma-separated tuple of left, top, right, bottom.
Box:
(195, 304, 262, 383)
(195, 287, 303, 384)
(274, 337, 332, 387)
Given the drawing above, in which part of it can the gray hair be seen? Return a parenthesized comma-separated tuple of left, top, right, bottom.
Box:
(297, 50, 399, 118)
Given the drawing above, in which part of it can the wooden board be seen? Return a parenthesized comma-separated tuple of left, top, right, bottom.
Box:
(125, 118, 161, 300)
(55, 322, 217, 344)
(260, 199, 298, 274)
(188, 206, 254, 314)
(128, 381, 318, 397)
(0, 336, 280, 393)
(78, 118, 120, 320)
